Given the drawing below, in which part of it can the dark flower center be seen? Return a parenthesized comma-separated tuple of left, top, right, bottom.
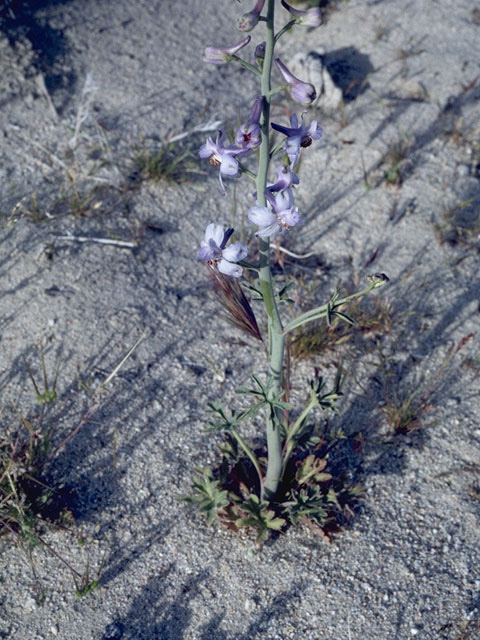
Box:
(301, 136, 312, 148)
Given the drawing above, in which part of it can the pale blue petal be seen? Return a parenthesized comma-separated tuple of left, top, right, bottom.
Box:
(255, 222, 280, 237)
(219, 154, 239, 177)
(218, 259, 243, 278)
(279, 207, 301, 227)
(199, 138, 217, 158)
(247, 206, 276, 227)
(274, 188, 294, 212)
(196, 246, 213, 261)
(222, 242, 248, 263)
(204, 223, 224, 248)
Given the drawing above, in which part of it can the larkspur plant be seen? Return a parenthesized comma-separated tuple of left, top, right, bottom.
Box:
(187, 0, 389, 544)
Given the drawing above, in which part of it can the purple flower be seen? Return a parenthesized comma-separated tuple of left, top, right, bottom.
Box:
(235, 96, 263, 151)
(238, 0, 266, 32)
(271, 113, 323, 168)
(248, 188, 301, 238)
(267, 165, 299, 193)
(196, 224, 248, 278)
(275, 58, 316, 105)
(203, 36, 251, 64)
(281, 0, 322, 27)
(199, 130, 242, 193)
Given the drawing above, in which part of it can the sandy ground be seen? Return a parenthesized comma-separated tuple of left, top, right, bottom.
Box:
(1, 1, 480, 638)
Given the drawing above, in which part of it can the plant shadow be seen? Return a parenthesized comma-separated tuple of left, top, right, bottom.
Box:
(102, 569, 304, 640)
(0, 0, 80, 113)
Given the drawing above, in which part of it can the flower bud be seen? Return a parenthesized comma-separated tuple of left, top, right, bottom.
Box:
(281, 0, 322, 27)
(238, 0, 266, 32)
(254, 41, 266, 70)
(203, 36, 251, 65)
(275, 58, 317, 105)
(367, 273, 390, 288)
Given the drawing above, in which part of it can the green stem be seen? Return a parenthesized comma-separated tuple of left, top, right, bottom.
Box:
(270, 140, 286, 159)
(256, 0, 284, 501)
(274, 19, 297, 44)
(268, 84, 289, 97)
(281, 396, 317, 475)
(237, 161, 257, 181)
(231, 427, 264, 496)
(231, 55, 262, 76)
(283, 283, 377, 335)
(238, 259, 260, 271)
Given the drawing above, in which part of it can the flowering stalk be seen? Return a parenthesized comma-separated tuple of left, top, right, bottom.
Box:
(196, 1, 388, 516)
(256, 0, 284, 499)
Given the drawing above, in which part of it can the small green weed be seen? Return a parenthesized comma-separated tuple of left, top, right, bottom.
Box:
(133, 139, 203, 184)
(377, 334, 474, 434)
(381, 137, 411, 187)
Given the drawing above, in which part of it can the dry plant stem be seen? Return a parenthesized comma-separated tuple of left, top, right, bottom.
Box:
(35, 533, 83, 579)
(258, 0, 284, 501)
(58, 235, 136, 248)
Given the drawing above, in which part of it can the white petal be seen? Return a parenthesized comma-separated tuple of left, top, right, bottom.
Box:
(247, 206, 276, 227)
(218, 259, 243, 278)
(255, 221, 280, 238)
(199, 138, 216, 158)
(222, 242, 248, 263)
(219, 154, 239, 177)
(274, 188, 294, 211)
(204, 223, 224, 247)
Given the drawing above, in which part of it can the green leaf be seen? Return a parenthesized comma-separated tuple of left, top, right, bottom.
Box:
(333, 311, 355, 325)
(327, 488, 341, 509)
(296, 454, 329, 485)
(234, 495, 285, 543)
(184, 467, 230, 525)
(283, 486, 328, 526)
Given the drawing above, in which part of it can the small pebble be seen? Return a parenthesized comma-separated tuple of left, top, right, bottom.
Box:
(244, 598, 256, 613)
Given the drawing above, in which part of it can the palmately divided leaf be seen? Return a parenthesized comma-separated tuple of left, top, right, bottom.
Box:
(296, 454, 329, 485)
(283, 486, 328, 526)
(184, 467, 230, 525)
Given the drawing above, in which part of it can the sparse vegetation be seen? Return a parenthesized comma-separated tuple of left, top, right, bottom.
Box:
(1, 338, 142, 599)
(381, 136, 411, 187)
(289, 294, 392, 360)
(375, 334, 474, 435)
